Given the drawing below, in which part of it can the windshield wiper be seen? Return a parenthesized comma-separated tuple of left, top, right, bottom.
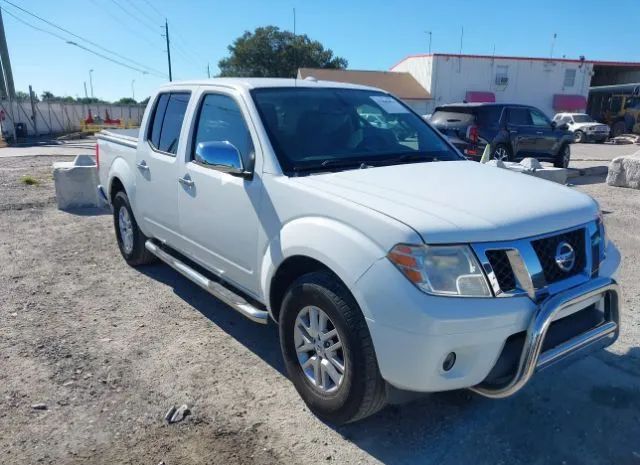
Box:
(292, 159, 370, 173)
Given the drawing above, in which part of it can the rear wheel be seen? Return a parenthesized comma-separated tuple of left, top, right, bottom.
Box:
(112, 191, 156, 266)
(573, 130, 585, 143)
(554, 144, 571, 168)
(492, 144, 511, 161)
(279, 271, 386, 424)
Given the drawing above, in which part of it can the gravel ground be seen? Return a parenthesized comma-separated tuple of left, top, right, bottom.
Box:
(1, 154, 639, 465)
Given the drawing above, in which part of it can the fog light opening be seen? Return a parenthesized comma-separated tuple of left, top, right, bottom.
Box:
(443, 352, 456, 371)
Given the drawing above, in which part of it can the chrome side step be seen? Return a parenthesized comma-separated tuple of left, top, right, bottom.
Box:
(145, 241, 269, 324)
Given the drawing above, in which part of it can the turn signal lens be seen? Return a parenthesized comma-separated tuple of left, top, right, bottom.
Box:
(388, 244, 492, 297)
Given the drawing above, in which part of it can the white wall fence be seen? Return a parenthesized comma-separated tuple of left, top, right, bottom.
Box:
(0, 99, 146, 138)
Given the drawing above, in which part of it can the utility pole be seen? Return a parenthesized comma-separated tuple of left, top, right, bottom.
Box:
(83, 81, 88, 99)
(164, 19, 172, 81)
(28, 85, 38, 136)
(425, 31, 432, 54)
(131, 79, 135, 100)
(207, 63, 211, 78)
(89, 69, 94, 98)
(550, 33, 557, 58)
(0, 7, 17, 142)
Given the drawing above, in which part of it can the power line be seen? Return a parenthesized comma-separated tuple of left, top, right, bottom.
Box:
(0, 0, 166, 76)
(1, 7, 166, 78)
(140, 0, 164, 19)
(88, 0, 162, 49)
(133, 0, 207, 70)
(109, 0, 161, 37)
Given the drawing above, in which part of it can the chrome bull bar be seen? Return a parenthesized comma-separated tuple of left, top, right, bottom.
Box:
(471, 276, 620, 399)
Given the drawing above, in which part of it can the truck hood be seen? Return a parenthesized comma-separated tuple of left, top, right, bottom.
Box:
(294, 161, 598, 243)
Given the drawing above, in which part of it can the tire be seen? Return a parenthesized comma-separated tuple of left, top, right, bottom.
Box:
(112, 191, 156, 267)
(554, 144, 571, 168)
(612, 121, 625, 138)
(491, 144, 511, 161)
(573, 130, 585, 143)
(279, 271, 386, 424)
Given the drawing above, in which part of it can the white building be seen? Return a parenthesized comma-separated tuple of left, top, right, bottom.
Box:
(391, 53, 640, 118)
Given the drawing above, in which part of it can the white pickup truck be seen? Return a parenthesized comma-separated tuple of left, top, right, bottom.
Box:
(97, 78, 621, 424)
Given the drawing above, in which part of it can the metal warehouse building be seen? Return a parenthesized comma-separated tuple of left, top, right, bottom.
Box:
(391, 53, 640, 117)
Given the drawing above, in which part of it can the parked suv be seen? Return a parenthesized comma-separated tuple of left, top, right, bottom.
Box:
(430, 103, 574, 168)
(552, 113, 609, 143)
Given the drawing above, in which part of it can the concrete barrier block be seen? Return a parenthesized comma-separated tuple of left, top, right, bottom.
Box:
(485, 159, 568, 184)
(53, 155, 99, 210)
(607, 151, 640, 190)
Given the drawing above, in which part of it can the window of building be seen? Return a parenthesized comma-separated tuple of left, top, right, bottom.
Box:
(495, 65, 509, 85)
(147, 92, 190, 155)
(564, 69, 576, 88)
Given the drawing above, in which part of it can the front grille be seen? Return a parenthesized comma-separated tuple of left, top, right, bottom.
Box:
(486, 250, 516, 292)
(532, 228, 586, 284)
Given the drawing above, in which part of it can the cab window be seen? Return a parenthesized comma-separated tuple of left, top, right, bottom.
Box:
(147, 92, 191, 156)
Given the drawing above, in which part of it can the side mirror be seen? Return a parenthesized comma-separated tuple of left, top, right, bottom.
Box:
(550, 121, 557, 129)
(194, 141, 246, 176)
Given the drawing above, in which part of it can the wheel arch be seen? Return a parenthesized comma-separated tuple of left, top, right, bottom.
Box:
(260, 217, 389, 322)
(107, 157, 136, 205)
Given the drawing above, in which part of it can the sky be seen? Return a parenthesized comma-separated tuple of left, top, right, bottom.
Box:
(2, 0, 639, 102)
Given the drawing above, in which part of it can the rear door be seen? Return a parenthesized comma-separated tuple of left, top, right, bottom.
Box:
(505, 107, 536, 158)
(135, 91, 191, 245)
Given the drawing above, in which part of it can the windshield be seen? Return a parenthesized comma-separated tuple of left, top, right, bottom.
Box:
(573, 114, 595, 123)
(251, 87, 461, 174)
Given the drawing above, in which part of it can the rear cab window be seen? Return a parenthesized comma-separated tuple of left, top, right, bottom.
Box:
(147, 92, 191, 156)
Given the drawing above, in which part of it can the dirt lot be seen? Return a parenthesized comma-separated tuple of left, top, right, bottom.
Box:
(1, 154, 639, 465)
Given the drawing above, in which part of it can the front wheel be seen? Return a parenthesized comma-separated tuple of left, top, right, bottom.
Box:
(112, 191, 156, 266)
(554, 144, 571, 168)
(279, 271, 386, 424)
(573, 130, 585, 143)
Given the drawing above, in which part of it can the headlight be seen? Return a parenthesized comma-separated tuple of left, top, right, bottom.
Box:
(388, 244, 492, 297)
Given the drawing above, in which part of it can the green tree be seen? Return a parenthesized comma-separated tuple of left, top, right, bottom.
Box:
(218, 26, 347, 78)
(139, 96, 150, 106)
(116, 97, 137, 105)
(15, 91, 30, 101)
(41, 91, 55, 101)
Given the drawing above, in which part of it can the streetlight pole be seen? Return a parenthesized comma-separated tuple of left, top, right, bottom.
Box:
(425, 31, 432, 54)
(88, 69, 94, 98)
(131, 79, 135, 101)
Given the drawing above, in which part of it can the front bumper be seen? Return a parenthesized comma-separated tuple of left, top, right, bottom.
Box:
(470, 276, 619, 398)
(584, 131, 609, 142)
(353, 241, 621, 393)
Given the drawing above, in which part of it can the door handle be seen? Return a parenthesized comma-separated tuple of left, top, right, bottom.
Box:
(536, 131, 544, 135)
(509, 130, 518, 135)
(136, 160, 150, 171)
(178, 176, 194, 188)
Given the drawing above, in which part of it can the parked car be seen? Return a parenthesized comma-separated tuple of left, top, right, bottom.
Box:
(430, 103, 574, 167)
(97, 79, 621, 424)
(552, 112, 609, 143)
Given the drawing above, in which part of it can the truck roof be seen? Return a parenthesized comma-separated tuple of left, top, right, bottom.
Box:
(158, 77, 383, 93)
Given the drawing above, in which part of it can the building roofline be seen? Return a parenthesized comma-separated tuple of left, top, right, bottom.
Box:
(390, 53, 640, 70)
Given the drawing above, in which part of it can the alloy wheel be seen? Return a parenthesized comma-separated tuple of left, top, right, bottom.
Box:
(294, 305, 345, 393)
(118, 206, 134, 254)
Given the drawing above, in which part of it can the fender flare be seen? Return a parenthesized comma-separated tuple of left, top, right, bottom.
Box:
(108, 156, 137, 206)
(259, 216, 388, 318)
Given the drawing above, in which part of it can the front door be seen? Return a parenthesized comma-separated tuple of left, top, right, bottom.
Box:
(528, 107, 556, 156)
(177, 90, 262, 295)
(135, 91, 191, 245)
